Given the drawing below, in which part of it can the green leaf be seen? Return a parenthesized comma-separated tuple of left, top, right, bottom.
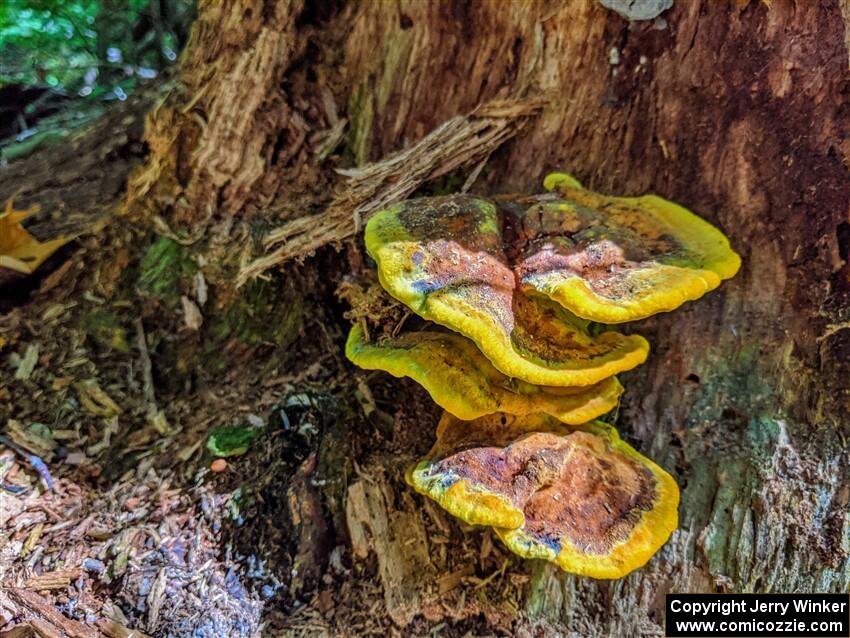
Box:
(207, 426, 260, 458)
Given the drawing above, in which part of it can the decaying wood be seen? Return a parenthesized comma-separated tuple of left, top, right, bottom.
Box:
(23, 569, 80, 592)
(333, 0, 850, 596)
(236, 96, 545, 284)
(127, 0, 320, 222)
(1, 589, 100, 638)
(127, 0, 850, 634)
(345, 469, 433, 626)
(0, 92, 152, 241)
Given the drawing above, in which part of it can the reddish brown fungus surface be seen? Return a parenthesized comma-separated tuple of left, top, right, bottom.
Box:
(516, 433, 656, 554)
(366, 195, 649, 386)
(422, 415, 658, 555)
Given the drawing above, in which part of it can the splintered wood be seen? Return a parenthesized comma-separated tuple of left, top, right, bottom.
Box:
(236, 97, 544, 286)
(345, 469, 433, 626)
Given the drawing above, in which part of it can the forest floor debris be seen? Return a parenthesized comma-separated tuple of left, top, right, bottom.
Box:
(0, 71, 613, 638)
(0, 139, 539, 638)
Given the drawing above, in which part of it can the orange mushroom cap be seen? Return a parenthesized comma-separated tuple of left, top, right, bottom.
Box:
(513, 173, 741, 323)
(365, 196, 648, 387)
(407, 412, 680, 579)
(346, 324, 623, 424)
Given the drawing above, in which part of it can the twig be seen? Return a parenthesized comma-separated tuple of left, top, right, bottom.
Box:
(135, 318, 169, 434)
(134, 318, 156, 408)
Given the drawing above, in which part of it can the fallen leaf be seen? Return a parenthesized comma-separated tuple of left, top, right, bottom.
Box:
(207, 426, 260, 457)
(0, 198, 71, 276)
(146, 568, 167, 632)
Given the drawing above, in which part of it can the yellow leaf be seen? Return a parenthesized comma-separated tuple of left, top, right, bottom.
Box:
(0, 197, 72, 276)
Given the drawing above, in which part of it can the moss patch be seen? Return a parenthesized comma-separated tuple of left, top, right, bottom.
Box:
(203, 278, 304, 374)
(137, 236, 197, 303)
(346, 85, 374, 167)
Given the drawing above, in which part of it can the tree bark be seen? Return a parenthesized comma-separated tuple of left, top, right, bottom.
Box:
(134, 0, 850, 635)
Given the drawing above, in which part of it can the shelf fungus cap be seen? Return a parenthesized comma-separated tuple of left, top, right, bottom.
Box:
(365, 196, 649, 387)
(346, 324, 622, 424)
(407, 413, 679, 578)
(515, 172, 741, 323)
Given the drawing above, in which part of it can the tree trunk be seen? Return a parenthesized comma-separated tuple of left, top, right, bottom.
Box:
(132, 0, 849, 635)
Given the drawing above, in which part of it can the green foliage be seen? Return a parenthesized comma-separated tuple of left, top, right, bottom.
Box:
(0, 0, 194, 96)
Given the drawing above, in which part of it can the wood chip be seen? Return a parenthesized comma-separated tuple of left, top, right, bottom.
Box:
(477, 536, 492, 568)
(437, 564, 475, 595)
(180, 295, 203, 330)
(24, 569, 80, 591)
(345, 473, 432, 626)
(21, 523, 44, 559)
(14, 345, 39, 381)
(95, 619, 152, 638)
(0, 624, 39, 637)
(145, 568, 167, 632)
(29, 620, 61, 638)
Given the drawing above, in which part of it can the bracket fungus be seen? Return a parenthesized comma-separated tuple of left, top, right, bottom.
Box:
(346, 324, 623, 424)
(365, 194, 649, 387)
(345, 173, 739, 577)
(407, 413, 679, 579)
(523, 173, 742, 323)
